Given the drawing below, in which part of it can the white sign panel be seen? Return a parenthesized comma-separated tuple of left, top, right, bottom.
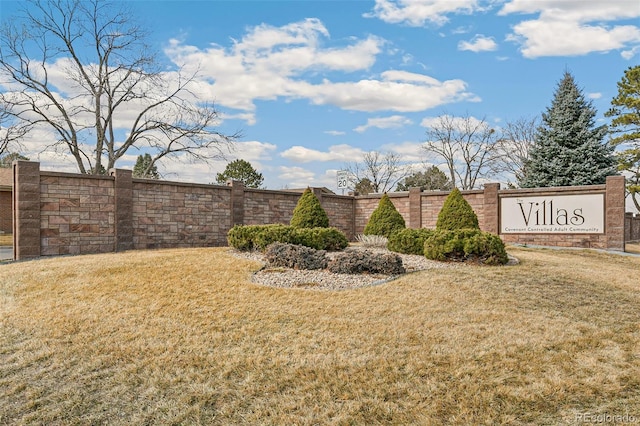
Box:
(501, 193, 604, 234)
(337, 170, 349, 189)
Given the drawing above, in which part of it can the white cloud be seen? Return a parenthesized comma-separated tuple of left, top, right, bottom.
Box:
(164, 20, 476, 117)
(587, 92, 602, 99)
(280, 144, 365, 163)
(379, 141, 426, 163)
(458, 35, 498, 52)
(500, 0, 640, 58)
(354, 115, 413, 133)
(277, 165, 316, 187)
(324, 130, 346, 136)
(420, 114, 486, 129)
(364, 0, 482, 27)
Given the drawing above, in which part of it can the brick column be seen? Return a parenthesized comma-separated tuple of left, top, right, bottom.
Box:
(110, 168, 133, 252)
(13, 161, 41, 260)
(483, 183, 500, 234)
(408, 187, 422, 229)
(605, 175, 625, 251)
(229, 180, 245, 226)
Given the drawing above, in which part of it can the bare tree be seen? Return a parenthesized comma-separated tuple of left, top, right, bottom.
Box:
(345, 151, 410, 194)
(0, 103, 28, 156)
(493, 116, 540, 187)
(0, 0, 237, 175)
(422, 114, 498, 190)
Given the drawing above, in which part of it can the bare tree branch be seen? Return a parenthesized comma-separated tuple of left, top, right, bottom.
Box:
(345, 151, 411, 194)
(422, 114, 499, 190)
(0, 0, 237, 175)
(492, 116, 539, 187)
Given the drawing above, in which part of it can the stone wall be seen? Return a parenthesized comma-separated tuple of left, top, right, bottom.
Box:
(0, 168, 11, 234)
(11, 161, 629, 260)
(626, 213, 640, 242)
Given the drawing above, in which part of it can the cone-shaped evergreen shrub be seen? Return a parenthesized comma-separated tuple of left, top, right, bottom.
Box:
(436, 188, 479, 230)
(290, 188, 329, 228)
(363, 193, 406, 237)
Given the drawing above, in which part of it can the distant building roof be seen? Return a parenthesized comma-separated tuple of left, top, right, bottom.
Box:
(283, 187, 336, 195)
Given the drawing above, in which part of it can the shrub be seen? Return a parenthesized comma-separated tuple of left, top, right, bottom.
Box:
(290, 188, 329, 228)
(293, 227, 349, 251)
(436, 188, 479, 231)
(387, 228, 435, 255)
(423, 229, 508, 265)
(264, 243, 327, 270)
(363, 194, 406, 237)
(327, 250, 405, 275)
(252, 224, 296, 250)
(227, 224, 264, 251)
(227, 224, 347, 252)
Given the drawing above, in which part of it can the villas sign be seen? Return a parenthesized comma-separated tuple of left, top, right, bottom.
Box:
(500, 193, 605, 234)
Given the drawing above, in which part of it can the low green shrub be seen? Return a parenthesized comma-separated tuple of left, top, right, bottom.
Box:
(387, 228, 435, 255)
(227, 224, 264, 251)
(227, 224, 348, 252)
(293, 227, 349, 251)
(423, 229, 508, 265)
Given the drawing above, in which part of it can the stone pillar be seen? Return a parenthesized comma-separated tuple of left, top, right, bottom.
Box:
(483, 183, 500, 234)
(408, 187, 422, 229)
(13, 161, 41, 260)
(229, 180, 245, 226)
(605, 175, 625, 251)
(110, 168, 134, 252)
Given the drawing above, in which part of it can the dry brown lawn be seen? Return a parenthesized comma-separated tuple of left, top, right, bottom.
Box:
(626, 242, 640, 255)
(0, 233, 12, 246)
(1, 246, 638, 425)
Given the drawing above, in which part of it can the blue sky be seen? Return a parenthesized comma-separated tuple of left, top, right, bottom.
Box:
(1, 0, 639, 192)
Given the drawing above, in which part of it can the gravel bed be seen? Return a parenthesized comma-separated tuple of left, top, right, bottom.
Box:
(231, 246, 466, 291)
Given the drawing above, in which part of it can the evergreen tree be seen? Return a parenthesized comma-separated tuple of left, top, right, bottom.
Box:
(520, 71, 616, 187)
(363, 193, 406, 237)
(606, 66, 640, 211)
(290, 188, 329, 228)
(0, 152, 29, 168)
(133, 154, 160, 179)
(435, 188, 479, 231)
(216, 159, 264, 188)
(395, 166, 453, 191)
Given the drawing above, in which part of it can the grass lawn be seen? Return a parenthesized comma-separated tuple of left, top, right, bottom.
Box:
(1, 246, 638, 424)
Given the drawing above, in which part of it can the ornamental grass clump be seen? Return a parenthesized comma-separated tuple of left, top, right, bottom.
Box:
(363, 194, 406, 238)
(290, 188, 329, 228)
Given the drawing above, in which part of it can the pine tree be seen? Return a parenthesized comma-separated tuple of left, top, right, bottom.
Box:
(216, 159, 264, 188)
(290, 188, 329, 228)
(363, 193, 406, 237)
(520, 71, 616, 187)
(133, 154, 159, 179)
(435, 188, 479, 231)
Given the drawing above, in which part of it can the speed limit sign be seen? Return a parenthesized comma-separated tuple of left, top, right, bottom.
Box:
(337, 170, 348, 189)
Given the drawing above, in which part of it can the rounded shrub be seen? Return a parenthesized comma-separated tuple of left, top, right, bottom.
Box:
(293, 227, 349, 251)
(363, 193, 406, 238)
(227, 224, 264, 251)
(387, 228, 435, 255)
(423, 229, 508, 265)
(436, 188, 479, 231)
(253, 224, 296, 250)
(327, 250, 405, 275)
(264, 243, 328, 270)
(290, 188, 329, 228)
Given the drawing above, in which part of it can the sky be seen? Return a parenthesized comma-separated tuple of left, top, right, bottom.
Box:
(1, 0, 639, 194)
